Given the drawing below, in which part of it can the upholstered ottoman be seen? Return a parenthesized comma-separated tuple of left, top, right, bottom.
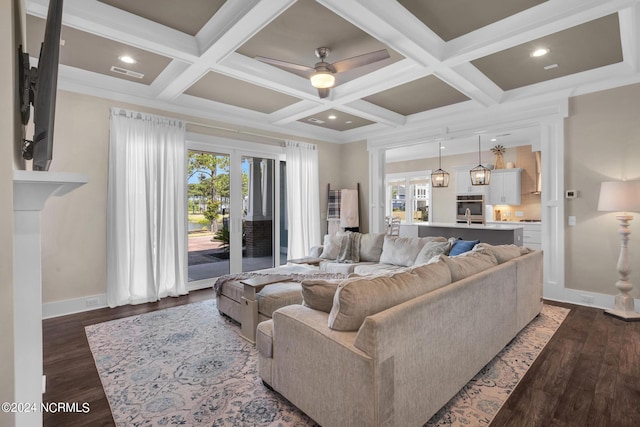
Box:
(215, 264, 339, 343)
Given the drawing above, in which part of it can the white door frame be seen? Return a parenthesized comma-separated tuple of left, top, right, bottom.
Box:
(186, 134, 285, 287)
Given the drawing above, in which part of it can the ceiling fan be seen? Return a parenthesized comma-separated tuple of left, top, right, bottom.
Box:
(255, 47, 390, 98)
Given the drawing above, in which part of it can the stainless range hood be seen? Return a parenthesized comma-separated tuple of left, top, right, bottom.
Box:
(532, 151, 541, 194)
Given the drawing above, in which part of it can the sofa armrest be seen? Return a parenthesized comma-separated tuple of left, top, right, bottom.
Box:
(268, 305, 376, 426)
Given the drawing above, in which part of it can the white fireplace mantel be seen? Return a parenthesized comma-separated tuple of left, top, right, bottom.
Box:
(13, 170, 88, 427)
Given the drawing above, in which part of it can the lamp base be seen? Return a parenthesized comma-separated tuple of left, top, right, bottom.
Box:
(605, 292, 640, 321)
(604, 308, 640, 321)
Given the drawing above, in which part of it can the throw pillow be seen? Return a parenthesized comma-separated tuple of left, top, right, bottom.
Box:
(473, 243, 521, 264)
(439, 249, 498, 282)
(359, 233, 385, 262)
(413, 240, 452, 265)
(319, 234, 345, 260)
(301, 279, 342, 313)
(379, 235, 447, 267)
(449, 238, 480, 256)
(327, 261, 452, 331)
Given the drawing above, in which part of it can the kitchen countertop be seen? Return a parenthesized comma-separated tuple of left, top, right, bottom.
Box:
(410, 222, 525, 230)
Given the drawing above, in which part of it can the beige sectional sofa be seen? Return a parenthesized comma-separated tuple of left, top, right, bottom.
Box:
(311, 232, 454, 274)
(216, 233, 457, 338)
(257, 245, 543, 427)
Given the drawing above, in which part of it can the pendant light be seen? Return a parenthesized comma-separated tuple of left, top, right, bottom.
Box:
(470, 135, 491, 186)
(431, 142, 449, 188)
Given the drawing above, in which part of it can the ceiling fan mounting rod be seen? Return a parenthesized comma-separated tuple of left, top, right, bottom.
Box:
(315, 47, 330, 60)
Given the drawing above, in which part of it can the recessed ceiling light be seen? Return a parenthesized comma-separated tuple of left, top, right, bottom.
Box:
(328, 114, 337, 120)
(119, 55, 137, 64)
(491, 138, 497, 142)
(530, 48, 550, 58)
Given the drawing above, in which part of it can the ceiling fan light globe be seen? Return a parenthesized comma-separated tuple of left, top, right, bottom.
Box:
(310, 71, 335, 88)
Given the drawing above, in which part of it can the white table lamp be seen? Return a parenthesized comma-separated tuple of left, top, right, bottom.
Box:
(597, 180, 640, 320)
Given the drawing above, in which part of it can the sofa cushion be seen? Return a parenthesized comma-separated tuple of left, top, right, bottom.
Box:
(352, 263, 406, 276)
(319, 234, 345, 260)
(359, 233, 385, 262)
(256, 320, 274, 358)
(413, 240, 453, 265)
(256, 282, 304, 317)
(327, 261, 452, 331)
(319, 261, 375, 275)
(449, 238, 481, 256)
(379, 235, 447, 267)
(301, 278, 342, 313)
(474, 243, 522, 264)
(437, 248, 498, 282)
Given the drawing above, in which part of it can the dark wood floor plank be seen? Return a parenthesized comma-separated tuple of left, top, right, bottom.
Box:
(41, 296, 640, 427)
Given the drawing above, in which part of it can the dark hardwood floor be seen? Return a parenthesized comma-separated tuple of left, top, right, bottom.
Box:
(42, 295, 640, 426)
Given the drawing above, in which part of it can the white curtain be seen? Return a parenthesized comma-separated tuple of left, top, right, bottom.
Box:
(106, 108, 187, 307)
(285, 140, 321, 258)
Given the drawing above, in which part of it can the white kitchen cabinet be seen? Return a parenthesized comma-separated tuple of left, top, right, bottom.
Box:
(488, 168, 522, 205)
(455, 168, 489, 196)
(522, 223, 542, 250)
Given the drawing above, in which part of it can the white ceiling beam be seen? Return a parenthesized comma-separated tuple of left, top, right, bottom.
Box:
(26, 0, 200, 62)
(619, 5, 640, 72)
(156, 0, 296, 101)
(269, 101, 328, 125)
(503, 61, 636, 103)
(340, 100, 406, 128)
(435, 64, 504, 107)
(216, 52, 319, 101)
(318, 0, 444, 67)
(445, 0, 638, 66)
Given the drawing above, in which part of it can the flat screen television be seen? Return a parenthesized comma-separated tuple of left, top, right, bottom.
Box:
(19, 0, 64, 171)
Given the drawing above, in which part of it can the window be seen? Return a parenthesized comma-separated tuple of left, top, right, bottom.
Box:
(386, 172, 432, 224)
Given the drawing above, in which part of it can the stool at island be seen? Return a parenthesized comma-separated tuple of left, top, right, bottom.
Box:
(13, 170, 88, 427)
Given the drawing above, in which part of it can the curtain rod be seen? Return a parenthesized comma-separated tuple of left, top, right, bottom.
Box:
(185, 120, 286, 143)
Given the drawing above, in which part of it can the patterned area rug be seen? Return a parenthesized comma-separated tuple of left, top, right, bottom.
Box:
(86, 301, 569, 426)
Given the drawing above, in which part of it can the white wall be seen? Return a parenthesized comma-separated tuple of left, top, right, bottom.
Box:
(565, 82, 640, 298)
(1, 0, 23, 423)
(41, 90, 342, 308)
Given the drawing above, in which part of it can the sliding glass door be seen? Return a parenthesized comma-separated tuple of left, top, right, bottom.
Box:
(187, 150, 231, 281)
(187, 142, 285, 284)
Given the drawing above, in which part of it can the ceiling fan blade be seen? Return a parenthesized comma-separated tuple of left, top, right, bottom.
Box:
(332, 49, 390, 73)
(317, 87, 330, 99)
(254, 56, 314, 73)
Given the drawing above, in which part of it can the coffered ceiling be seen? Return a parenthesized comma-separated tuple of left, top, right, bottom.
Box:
(24, 0, 640, 145)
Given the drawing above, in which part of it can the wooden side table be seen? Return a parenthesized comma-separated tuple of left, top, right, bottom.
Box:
(239, 274, 293, 343)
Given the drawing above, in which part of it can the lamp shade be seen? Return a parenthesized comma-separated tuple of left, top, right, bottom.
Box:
(598, 180, 640, 212)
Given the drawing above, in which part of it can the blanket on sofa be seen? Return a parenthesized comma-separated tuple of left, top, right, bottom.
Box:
(213, 270, 347, 296)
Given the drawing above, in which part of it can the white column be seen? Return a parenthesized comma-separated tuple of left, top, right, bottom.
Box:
(246, 158, 264, 221)
(13, 171, 87, 427)
(262, 159, 273, 219)
(368, 146, 386, 233)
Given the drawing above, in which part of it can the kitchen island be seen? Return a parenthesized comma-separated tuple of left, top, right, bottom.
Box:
(400, 222, 524, 246)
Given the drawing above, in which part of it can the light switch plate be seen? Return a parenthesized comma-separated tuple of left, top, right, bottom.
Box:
(568, 216, 576, 226)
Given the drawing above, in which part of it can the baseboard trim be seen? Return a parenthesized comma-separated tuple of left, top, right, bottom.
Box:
(41, 285, 639, 319)
(42, 293, 108, 319)
(43, 282, 215, 319)
(547, 288, 640, 312)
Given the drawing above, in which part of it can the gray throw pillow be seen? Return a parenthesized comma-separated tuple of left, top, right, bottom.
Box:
(359, 233, 385, 262)
(319, 234, 345, 260)
(379, 235, 445, 267)
(301, 279, 342, 313)
(328, 261, 452, 331)
(413, 240, 452, 265)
